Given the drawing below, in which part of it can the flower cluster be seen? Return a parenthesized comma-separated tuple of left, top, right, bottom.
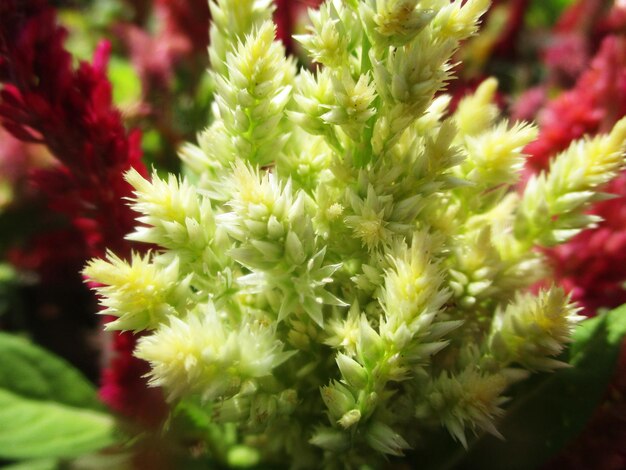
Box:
(85, 0, 626, 467)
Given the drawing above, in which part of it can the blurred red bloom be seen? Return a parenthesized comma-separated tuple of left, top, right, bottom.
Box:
(274, 0, 322, 53)
(0, 0, 163, 427)
(523, 36, 626, 315)
(117, 0, 210, 95)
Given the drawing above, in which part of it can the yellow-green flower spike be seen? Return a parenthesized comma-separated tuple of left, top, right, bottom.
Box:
(84, 0, 626, 466)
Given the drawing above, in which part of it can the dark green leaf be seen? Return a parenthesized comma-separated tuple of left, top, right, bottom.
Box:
(0, 333, 101, 410)
(0, 389, 116, 460)
(0, 459, 58, 470)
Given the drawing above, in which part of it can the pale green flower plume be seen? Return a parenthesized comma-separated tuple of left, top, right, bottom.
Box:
(135, 303, 294, 401)
(84, 0, 626, 467)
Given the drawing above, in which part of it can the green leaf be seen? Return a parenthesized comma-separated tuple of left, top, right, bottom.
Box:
(0, 389, 117, 460)
(421, 305, 626, 470)
(0, 332, 101, 410)
(1, 459, 58, 470)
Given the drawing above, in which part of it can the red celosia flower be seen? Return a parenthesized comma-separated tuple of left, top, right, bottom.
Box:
(99, 328, 168, 429)
(0, 5, 145, 256)
(542, 0, 626, 87)
(525, 36, 626, 175)
(548, 171, 626, 314)
(0, 0, 164, 427)
(490, 0, 531, 59)
(157, 0, 210, 56)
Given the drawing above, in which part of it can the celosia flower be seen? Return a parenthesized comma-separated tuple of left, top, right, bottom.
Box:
(0, 3, 145, 256)
(85, 0, 626, 467)
(545, 0, 626, 87)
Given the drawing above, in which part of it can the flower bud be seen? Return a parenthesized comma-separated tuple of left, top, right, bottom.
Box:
(336, 353, 369, 389)
(321, 381, 356, 420)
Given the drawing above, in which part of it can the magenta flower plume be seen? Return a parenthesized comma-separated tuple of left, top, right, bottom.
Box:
(0, 1, 145, 257)
(118, 0, 210, 96)
(542, 0, 626, 87)
(0, 0, 165, 426)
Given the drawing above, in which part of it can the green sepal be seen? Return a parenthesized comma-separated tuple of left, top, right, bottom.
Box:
(0, 459, 58, 470)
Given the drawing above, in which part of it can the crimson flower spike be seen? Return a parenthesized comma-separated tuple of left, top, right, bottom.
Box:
(0, 0, 165, 427)
(0, 0, 145, 257)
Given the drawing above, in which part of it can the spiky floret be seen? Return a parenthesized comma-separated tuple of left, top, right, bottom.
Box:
(380, 233, 450, 336)
(124, 169, 223, 262)
(296, 1, 351, 68)
(208, 0, 274, 76)
(135, 303, 293, 401)
(516, 118, 626, 247)
(213, 22, 296, 166)
(419, 367, 508, 448)
(184, 8, 296, 191)
(457, 120, 537, 187)
(219, 161, 345, 326)
(84, 251, 193, 332)
(359, 0, 434, 48)
(488, 288, 584, 371)
(84, 0, 626, 467)
(453, 77, 499, 137)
